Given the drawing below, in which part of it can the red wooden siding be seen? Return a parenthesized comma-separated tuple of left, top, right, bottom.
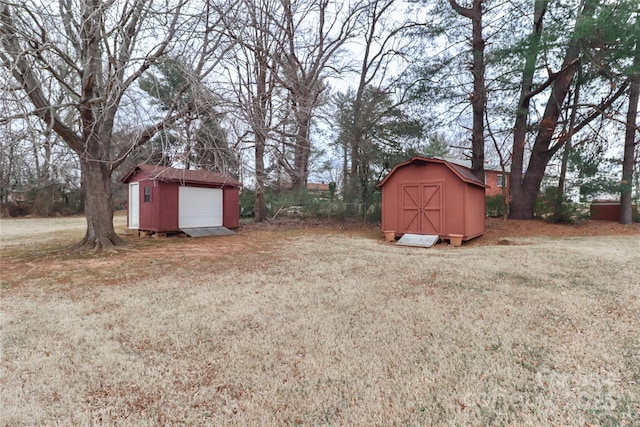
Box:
(590, 202, 637, 221)
(122, 164, 240, 233)
(400, 183, 443, 235)
(222, 186, 240, 229)
(377, 157, 486, 241)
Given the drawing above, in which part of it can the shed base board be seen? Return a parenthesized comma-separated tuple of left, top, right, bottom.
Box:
(462, 230, 485, 241)
(180, 227, 235, 237)
(396, 234, 439, 248)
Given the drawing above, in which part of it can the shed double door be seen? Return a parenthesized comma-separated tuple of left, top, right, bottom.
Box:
(400, 183, 442, 235)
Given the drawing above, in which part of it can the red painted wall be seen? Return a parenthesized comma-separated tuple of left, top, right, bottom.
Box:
(223, 187, 240, 229)
(380, 160, 485, 240)
(132, 179, 179, 233)
(139, 181, 155, 230)
(124, 168, 240, 232)
(465, 183, 486, 238)
(590, 202, 637, 221)
(485, 170, 509, 197)
(155, 182, 179, 231)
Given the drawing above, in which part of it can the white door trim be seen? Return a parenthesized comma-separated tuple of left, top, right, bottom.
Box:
(128, 182, 140, 229)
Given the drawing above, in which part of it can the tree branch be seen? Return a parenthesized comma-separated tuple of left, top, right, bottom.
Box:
(0, 5, 83, 152)
(448, 0, 474, 19)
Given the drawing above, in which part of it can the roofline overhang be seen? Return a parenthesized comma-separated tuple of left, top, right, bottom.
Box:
(376, 156, 487, 188)
(121, 164, 242, 188)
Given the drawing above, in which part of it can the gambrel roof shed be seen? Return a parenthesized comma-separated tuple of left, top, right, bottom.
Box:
(122, 164, 241, 234)
(376, 156, 487, 241)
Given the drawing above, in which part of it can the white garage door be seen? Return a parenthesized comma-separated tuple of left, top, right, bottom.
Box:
(178, 186, 223, 228)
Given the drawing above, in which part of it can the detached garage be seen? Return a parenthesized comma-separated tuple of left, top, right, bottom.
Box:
(376, 156, 487, 241)
(121, 164, 241, 235)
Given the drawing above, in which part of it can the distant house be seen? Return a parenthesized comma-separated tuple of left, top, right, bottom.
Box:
(442, 158, 509, 197)
(305, 182, 330, 193)
(484, 169, 509, 197)
(121, 164, 241, 235)
(275, 181, 333, 195)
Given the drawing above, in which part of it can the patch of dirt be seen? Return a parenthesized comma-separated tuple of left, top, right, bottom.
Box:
(240, 217, 379, 232)
(470, 217, 640, 246)
(238, 216, 640, 245)
(2, 217, 638, 291)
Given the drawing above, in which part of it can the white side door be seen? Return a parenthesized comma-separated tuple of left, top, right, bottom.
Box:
(128, 182, 140, 228)
(178, 186, 223, 228)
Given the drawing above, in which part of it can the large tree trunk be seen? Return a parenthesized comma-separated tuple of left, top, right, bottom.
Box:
(469, 0, 486, 182)
(553, 73, 581, 222)
(251, 49, 270, 223)
(510, 1, 548, 219)
(510, 1, 593, 219)
(77, 157, 124, 251)
(254, 132, 267, 222)
(291, 112, 311, 191)
(620, 68, 639, 224)
(513, 66, 578, 219)
(449, 0, 485, 182)
(2, 2, 187, 251)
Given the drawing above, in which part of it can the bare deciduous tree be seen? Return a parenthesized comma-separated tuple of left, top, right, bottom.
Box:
(218, 0, 362, 218)
(217, 0, 286, 222)
(274, 0, 361, 191)
(448, 0, 485, 182)
(0, 1, 226, 250)
(338, 0, 425, 210)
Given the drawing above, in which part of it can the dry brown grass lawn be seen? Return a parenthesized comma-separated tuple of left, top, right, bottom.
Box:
(1, 216, 639, 426)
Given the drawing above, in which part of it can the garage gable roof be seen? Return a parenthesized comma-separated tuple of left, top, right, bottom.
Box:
(376, 156, 487, 188)
(121, 164, 241, 187)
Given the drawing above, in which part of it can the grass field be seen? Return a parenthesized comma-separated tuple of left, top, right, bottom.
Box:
(1, 217, 639, 426)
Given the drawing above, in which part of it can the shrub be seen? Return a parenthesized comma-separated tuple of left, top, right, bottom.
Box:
(6, 202, 31, 217)
(486, 194, 507, 218)
(535, 187, 589, 223)
(239, 189, 255, 217)
(237, 187, 381, 222)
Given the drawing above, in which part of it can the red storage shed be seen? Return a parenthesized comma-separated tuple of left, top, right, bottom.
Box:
(121, 164, 241, 234)
(590, 201, 637, 221)
(376, 157, 487, 241)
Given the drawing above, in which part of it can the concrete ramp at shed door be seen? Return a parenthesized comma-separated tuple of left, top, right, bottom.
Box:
(396, 234, 439, 248)
(180, 227, 235, 237)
